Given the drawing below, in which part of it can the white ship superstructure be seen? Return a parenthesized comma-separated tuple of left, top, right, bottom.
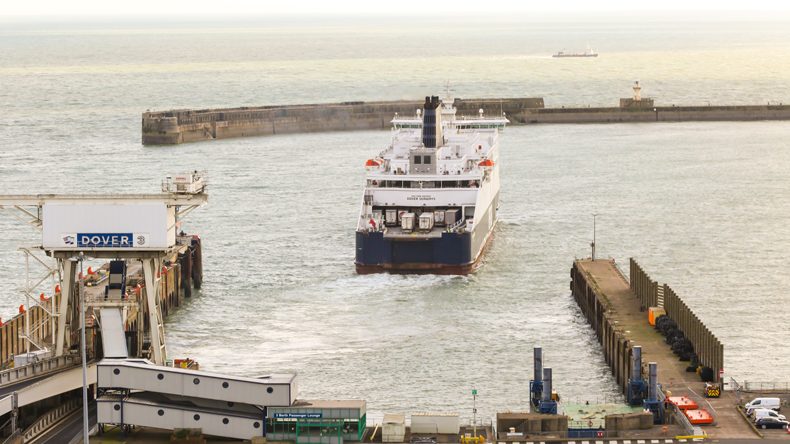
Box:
(355, 92, 507, 274)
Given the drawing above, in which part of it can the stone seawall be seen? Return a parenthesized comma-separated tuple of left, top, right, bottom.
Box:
(141, 100, 790, 145)
(141, 98, 544, 145)
(514, 104, 790, 124)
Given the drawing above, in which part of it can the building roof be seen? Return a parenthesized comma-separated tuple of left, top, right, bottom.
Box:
(280, 400, 367, 409)
(383, 414, 406, 423)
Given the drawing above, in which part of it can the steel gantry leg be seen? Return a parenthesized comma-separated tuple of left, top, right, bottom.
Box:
(55, 259, 76, 357)
(142, 257, 167, 365)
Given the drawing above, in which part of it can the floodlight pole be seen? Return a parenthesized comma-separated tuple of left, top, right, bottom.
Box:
(71, 252, 90, 444)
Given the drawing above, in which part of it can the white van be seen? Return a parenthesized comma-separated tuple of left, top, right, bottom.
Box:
(745, 398, 781, 414)
(752, 408, 786, 422)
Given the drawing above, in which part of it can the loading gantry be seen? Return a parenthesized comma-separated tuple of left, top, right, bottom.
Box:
(0, 172, 209, 365)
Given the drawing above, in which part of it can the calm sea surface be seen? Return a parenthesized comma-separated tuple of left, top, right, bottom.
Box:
(1, 13, 789, 422)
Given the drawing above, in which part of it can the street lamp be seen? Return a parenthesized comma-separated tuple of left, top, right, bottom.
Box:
(591, 214, 597, 261)
(70, 252, 93, 444)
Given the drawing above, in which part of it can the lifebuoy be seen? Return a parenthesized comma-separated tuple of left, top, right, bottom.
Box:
(588, 420, 593, 428)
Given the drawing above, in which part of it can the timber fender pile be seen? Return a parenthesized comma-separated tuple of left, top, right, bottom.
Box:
(570, 261, 638, 395)
(630, 259, 723, 381)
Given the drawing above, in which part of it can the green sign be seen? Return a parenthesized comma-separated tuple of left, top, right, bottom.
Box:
(472, 389, 477, 395)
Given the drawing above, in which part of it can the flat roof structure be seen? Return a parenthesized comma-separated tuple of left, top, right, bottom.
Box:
(268, 400, 367, 444)
(563, 403, 645, 429)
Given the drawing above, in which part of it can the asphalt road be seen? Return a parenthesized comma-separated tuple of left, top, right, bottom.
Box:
(30, 400, 96, 444)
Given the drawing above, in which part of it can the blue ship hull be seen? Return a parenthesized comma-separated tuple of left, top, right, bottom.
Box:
(355, 194, 497, 275)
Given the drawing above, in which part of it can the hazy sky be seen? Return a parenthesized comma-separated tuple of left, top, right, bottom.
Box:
(3, 0, 790, 16)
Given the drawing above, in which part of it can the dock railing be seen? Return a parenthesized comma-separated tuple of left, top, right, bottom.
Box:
(0, 355, 78, 386)
(630, 259, 723, 382)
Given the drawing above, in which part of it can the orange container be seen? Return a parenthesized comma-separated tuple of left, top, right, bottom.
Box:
(685, 409, 713, 424)
(649, 307, 666, 325)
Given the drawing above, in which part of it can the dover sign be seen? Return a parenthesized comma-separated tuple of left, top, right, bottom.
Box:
(61, 233, 149, 248)
(42, 204, 173, 249)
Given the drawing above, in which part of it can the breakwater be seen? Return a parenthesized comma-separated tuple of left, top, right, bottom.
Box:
(142, 99, 790, 145)
(141, 98, 544, 145)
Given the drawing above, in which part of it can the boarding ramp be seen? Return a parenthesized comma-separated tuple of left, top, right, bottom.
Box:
(0, 361, 97, 416)
(98, 393, 265, 440)
(97, 359, 297, 407)
(0, 355, 78, 388)
(99, 308, 128, 359)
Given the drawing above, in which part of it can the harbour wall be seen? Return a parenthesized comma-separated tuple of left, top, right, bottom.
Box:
(570, 258, 723, 396)
(142, 98, 544, 145)
(514, 104, 790, 124)
(142, 100, 790, 145)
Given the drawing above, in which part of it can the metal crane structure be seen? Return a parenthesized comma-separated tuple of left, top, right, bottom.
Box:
(0, 172, 209, 366)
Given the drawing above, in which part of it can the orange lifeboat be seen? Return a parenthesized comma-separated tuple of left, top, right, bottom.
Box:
(365, 159, 383, 171)
(478, 159, 494, 167)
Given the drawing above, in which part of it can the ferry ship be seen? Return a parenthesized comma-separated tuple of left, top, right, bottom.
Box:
(355, 91, 508, 274)
(552, 43, 598, 58)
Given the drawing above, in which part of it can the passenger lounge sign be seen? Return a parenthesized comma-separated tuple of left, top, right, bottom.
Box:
(274, 413, 322, 419)
(61, 233, 150, 248)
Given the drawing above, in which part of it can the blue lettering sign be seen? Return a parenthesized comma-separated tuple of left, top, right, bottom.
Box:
(78, 233, 133, 248)
(274, 413, 322, 419)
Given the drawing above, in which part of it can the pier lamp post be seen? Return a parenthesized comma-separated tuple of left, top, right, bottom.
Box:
(591, 214, 597, 261)
(472, 388, 477, 438)
(654, 108, 658, 122)
(70, 252, 93, 444)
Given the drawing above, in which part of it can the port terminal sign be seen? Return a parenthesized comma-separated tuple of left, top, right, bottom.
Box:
(274, 413, 322, 419)
(61, 233, 150, 248)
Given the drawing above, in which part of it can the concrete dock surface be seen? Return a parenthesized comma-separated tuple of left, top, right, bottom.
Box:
(575, 259, 762, 440)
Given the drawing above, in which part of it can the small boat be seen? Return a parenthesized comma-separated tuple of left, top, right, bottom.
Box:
(553, 43, 598, 58)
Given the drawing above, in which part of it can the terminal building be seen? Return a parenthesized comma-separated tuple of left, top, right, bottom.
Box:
(266, 400, 367, 444)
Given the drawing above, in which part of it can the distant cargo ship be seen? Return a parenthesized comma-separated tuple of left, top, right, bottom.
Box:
(553, 44, 598, 58)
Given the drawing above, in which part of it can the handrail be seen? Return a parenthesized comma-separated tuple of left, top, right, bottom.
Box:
(22, 397, 81, 442)
(0, 355, 78, 386)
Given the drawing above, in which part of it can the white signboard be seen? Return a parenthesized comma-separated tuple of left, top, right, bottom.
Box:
(372, 189, 477, 206)
(42, 204, 174, 249)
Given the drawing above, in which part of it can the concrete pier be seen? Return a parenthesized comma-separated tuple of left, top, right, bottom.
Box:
(142, 100, 790, 145)
(570, 258, 755, 439)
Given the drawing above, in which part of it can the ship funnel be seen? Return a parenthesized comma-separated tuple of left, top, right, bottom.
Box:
(534, 347, 543, 383)
(421, 96, 442, 148)
(632, 346, 642, 381)
(542, 367, 552, 402)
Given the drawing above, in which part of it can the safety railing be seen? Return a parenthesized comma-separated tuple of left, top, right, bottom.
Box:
(22, 397, 81, 442)
(1, 429, 21, 444)
(739, 381, 790, 392)
(0, 355, 78, 386)
(730, 377, 742, 404)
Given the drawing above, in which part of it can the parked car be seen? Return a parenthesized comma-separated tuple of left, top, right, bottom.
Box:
(754, 417, 789, 429)
(752, 408, 786, 422)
